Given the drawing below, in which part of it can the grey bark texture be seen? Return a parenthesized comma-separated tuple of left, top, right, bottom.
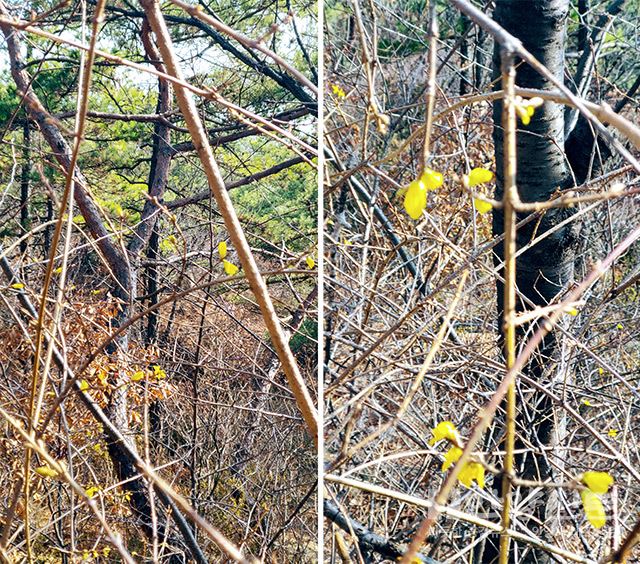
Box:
(486, 1, 577, 562)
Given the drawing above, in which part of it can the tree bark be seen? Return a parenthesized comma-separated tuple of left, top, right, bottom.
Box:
(128, 18, 173, 256)
(486, 1, 577, 562)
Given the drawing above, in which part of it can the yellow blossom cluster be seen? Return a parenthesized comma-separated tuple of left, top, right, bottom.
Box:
(429, 421, 485, 489)
(218, 241, 239, 276)
(402, 166, 494, 219)
(580, 471, 614, 528)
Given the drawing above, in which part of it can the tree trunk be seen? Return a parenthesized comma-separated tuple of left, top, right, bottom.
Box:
(485, 1, 578, 562)
(145, 226, 160, 346)
(128, 19, 173, 257)
(459, 14, 471, 96)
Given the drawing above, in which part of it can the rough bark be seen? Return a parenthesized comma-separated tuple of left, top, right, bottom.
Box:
(459, 14, 471, 96)
(486, 1, 578, 562)
(564, 113, 612, 184)
(145, 226, 160, 345)
(128, 18, 172, 256)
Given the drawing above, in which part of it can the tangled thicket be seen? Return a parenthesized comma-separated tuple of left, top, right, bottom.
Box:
(0, 0, 318, 560)
(324, 0, 640, 562)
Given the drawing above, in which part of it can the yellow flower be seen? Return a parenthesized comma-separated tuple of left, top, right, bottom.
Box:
(566, 307, 579, 316)
(582, 471, 613, 495)
(467, 167, 494, 187)
(96, 370, 108, 387)
(79, 379, 89, 392)
(441, 446, 463, 471)
(514, 96, 543, 125)
(580, 489, 606, 528)
(10, 283, 24, 290)
(35, 465, 59, 479)
(152, 365, 167, 379)
(458, 461, 485, 489)
(607, 429, 618, 438)
(131, 371, 145, 382)
(306, 256, 315, 269)
(331, 83, 346, 98)
(223, 260, 239, 276)
(581, 398, 592, 407)
(375, 112, 390, 135)
(420, 167, 444, 191)
(159, 234, 178, 254)
(404, 178, 427, 220)
(85, 486, 100, 498)
(473, 198, 492, 214)
(403, 168, 443, 220)
(429, 421, 462, 447)
(616, 323, 623, 330)
(218, 241, 227, 260)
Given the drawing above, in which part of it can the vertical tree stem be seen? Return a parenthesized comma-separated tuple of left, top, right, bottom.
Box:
(19, 0, 105, 556)
(422, 0, 438, 171)
(499, 47, 519, 564)
(20, 115, 30, 255)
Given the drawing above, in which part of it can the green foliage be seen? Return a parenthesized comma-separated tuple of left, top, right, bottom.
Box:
(0, 78, 20, 124)
(290, 318, 317, 354)
(232, 158, 317, 252)
(32, 57, 81, 111)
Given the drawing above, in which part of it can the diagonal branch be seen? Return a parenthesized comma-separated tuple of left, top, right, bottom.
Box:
(95, 0, 317, 110)
(169, 0, 317, 95)
(565, 0, 627, 137)
(138, 0, 319, 445)
(324, 499, 441, 564)
(0, 4, 133, 296)
(166, 155, 308, 209)
(170, 106, 310, 153)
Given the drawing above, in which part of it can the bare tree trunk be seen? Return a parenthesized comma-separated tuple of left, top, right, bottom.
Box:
(128, 19, 173, 257)
(145, 226, 160, 346)
(44, 197, 53, 258)
(485, 1, 577, 562)
(459, 14, 471, 96)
